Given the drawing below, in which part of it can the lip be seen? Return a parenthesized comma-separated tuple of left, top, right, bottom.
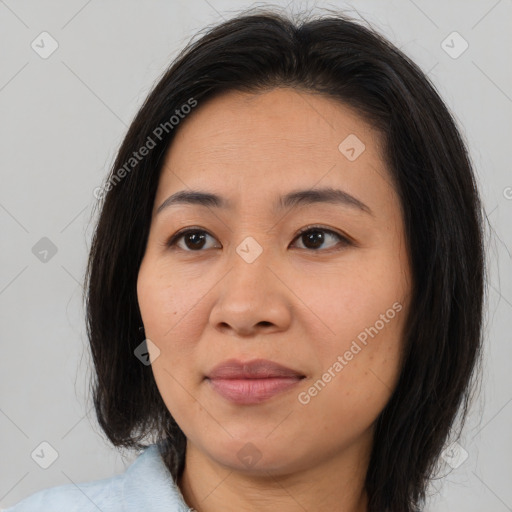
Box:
(205, 358, 305, 405)
(207, 358, 304, 379)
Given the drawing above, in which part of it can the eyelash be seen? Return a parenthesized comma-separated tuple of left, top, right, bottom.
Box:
(164, 225, 352, 253)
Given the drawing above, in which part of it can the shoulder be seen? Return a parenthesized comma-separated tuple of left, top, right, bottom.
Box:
(3, 473, 123, 512)
(4, 444, 191, 512)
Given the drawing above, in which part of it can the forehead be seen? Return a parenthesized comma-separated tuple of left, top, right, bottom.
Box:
(154, 87, 393, 216)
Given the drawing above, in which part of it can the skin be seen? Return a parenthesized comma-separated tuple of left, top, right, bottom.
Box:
(136, 87, 412, 512)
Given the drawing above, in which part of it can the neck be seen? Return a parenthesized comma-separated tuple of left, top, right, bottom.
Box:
(177, 438, 371, 512)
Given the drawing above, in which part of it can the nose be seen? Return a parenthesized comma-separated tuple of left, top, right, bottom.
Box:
(208, 247, 293, 338)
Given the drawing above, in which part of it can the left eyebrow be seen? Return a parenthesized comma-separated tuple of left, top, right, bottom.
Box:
(156, 186, 373, 217)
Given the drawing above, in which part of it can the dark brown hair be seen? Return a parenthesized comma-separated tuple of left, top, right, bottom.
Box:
(84, 7, 487, 512)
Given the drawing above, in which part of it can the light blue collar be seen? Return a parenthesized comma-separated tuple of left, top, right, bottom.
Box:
(121, 443, 192, 511)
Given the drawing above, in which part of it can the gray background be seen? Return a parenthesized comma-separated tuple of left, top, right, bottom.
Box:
(1, 0, 511, 510)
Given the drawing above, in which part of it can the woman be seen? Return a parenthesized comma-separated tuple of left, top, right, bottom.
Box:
(6, 7, 486, 512)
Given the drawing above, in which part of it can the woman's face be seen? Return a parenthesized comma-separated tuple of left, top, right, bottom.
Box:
(137, 87, 411, 474)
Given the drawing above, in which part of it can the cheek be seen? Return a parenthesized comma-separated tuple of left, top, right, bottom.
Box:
(137, 258, 204, 341)
(137, 261, 206, 422)
(298, 313, 405, 441)
(136, 258, 215, 401)
(289, 253, 406, 346)
(292, 253, 407, 415)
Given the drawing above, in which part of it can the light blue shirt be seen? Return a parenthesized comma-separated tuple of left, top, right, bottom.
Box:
(4, 444, 194, 511)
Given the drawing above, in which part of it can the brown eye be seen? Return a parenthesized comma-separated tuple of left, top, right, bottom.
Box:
(181, 231, 208, 250)
(166, 229, 219, 251)
(292, 226, 350, 251)
(165, 225, 351, 252)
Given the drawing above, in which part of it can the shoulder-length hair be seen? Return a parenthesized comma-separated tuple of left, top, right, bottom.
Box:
(84, 7, 486, 512)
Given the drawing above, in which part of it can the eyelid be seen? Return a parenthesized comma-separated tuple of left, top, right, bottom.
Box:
(164, 224, 353, 251)
(164, 226, 220, 248)
(295, 224, 349, 240)
(293, 225, 353, 250)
